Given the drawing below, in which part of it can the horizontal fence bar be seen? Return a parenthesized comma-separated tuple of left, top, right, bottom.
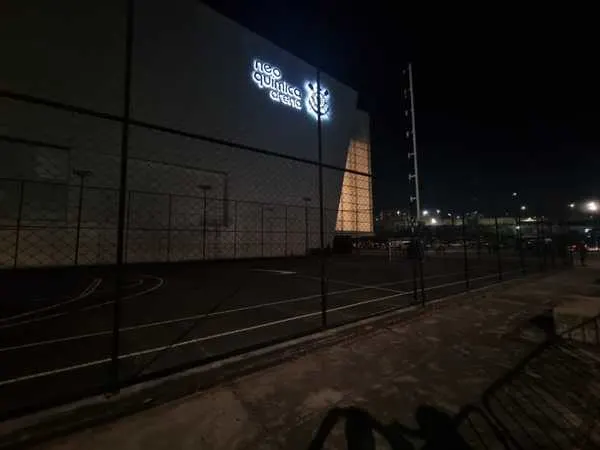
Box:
(0, 89, 372, 178)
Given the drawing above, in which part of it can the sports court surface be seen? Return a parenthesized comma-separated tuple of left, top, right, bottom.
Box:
(0, 251, 541, 418)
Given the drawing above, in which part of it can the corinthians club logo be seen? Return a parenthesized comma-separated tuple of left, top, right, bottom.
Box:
(251, 59, 332, 121)
(304, 81, 331, 120)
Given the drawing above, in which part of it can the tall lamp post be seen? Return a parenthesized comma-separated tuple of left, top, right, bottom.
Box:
(199, 184, 212, 260)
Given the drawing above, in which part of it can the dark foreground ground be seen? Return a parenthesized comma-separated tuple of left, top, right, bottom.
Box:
(0, 250, 553, 418)
(9, 262, 599, 449)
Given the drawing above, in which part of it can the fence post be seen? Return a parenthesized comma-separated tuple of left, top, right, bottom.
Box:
(73, 170, 92, 265)
(260, 204, 264, 258)
(542, 219, 548, 270)
(495, 216, 503, 282)
(198, 186, 211, 260)
(462, 213, 470, 290)
(535, 220, 544, 272)
(111, 0, 135, 395)
(516, 212, 525, 275)
(418, 224, 426, 306)
(411, 225, 418, 305)
(284, 205, 288, 256)
(550, 221, 556, 269)
(303, 197, 311, 255)
(13, 180, 25, 269)
(233, 200, 238, 259)
(317, 70, 327, 328)
(124, 190, 132, 263)
(167, 193, 172, 262)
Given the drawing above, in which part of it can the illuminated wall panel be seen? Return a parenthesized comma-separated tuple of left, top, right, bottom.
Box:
(335, 140, 373, 234)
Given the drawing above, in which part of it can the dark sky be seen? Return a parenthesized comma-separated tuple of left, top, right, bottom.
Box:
(203, 1, 599, 217)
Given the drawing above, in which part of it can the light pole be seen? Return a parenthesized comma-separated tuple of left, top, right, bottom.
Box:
(73, 169, 93, 265)
(406, 63, 421, 222)
(303, 197, 311, 255)
(199, 184, 212, 260)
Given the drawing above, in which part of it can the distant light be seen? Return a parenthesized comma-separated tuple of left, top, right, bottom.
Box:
(436, 209, 441, 214)
(585, 228, 591, 233)
(586, 201, 598, 212)
(423, 210, 429, 216)
(430, 218, 437, 225)
(396, 210, 400, 216)
(523, 217, 534, 222)
(520, 205, 526, 211)
(569, 203, 575, 209)
(512, 192, 518, 197)
(515, 225, 520, 230)
(447, 213, 452, 217)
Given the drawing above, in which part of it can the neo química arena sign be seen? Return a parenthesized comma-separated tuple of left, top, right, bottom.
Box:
(251, 59, 331, 121)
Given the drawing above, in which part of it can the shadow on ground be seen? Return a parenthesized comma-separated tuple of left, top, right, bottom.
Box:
(308, 313, 600, 449)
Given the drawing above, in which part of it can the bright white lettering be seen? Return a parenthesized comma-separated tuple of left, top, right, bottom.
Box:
(251, 58, 331, 119)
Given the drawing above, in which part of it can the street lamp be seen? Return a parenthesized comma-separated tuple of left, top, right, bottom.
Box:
(586, 201, 598, 212)
(520, 205, 526, 211)
(569, 203, 576, 209)
(422, 210, 429, 216)
(436, 209, 441, 215)
(512, 192, 518, 198)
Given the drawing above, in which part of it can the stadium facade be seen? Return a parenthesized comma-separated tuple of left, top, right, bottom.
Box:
(0, 0, 373, 267)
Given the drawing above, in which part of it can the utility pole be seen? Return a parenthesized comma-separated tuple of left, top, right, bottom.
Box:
(406, 63, 421, 223)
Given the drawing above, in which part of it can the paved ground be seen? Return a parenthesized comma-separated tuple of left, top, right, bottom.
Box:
(17, 263, 599, 450)
(0, 250, 554, 419)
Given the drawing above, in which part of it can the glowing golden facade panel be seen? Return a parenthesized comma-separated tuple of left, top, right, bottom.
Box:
(335, 140, 373, 234)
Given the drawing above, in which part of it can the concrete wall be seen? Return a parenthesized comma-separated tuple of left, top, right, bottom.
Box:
(0, 0, 367, 267)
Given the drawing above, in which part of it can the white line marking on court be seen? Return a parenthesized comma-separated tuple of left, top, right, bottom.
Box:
(299, 270, 483, 292)
(0, 276, 164, 330)
(81, 276, 165, 312)
(0, 272, 515, 354)
(252, 269, 297, 275)
(0, 272, 517, 386)
(0, 278, 102, 324)
(0, 275, 409, 346)
(123, 279, 144, 289)
(0, 273, 441, 333)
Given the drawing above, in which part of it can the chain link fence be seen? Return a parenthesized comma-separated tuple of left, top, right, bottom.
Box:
(0, 1, 579, 423)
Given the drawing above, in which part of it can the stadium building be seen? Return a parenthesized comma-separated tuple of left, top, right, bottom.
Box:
(0, 0, 373, 267)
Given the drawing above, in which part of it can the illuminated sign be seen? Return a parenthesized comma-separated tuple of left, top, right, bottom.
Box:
(251, 59, 331, 121)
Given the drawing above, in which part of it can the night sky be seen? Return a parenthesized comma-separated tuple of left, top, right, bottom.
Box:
(203, 1, 599, 218)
